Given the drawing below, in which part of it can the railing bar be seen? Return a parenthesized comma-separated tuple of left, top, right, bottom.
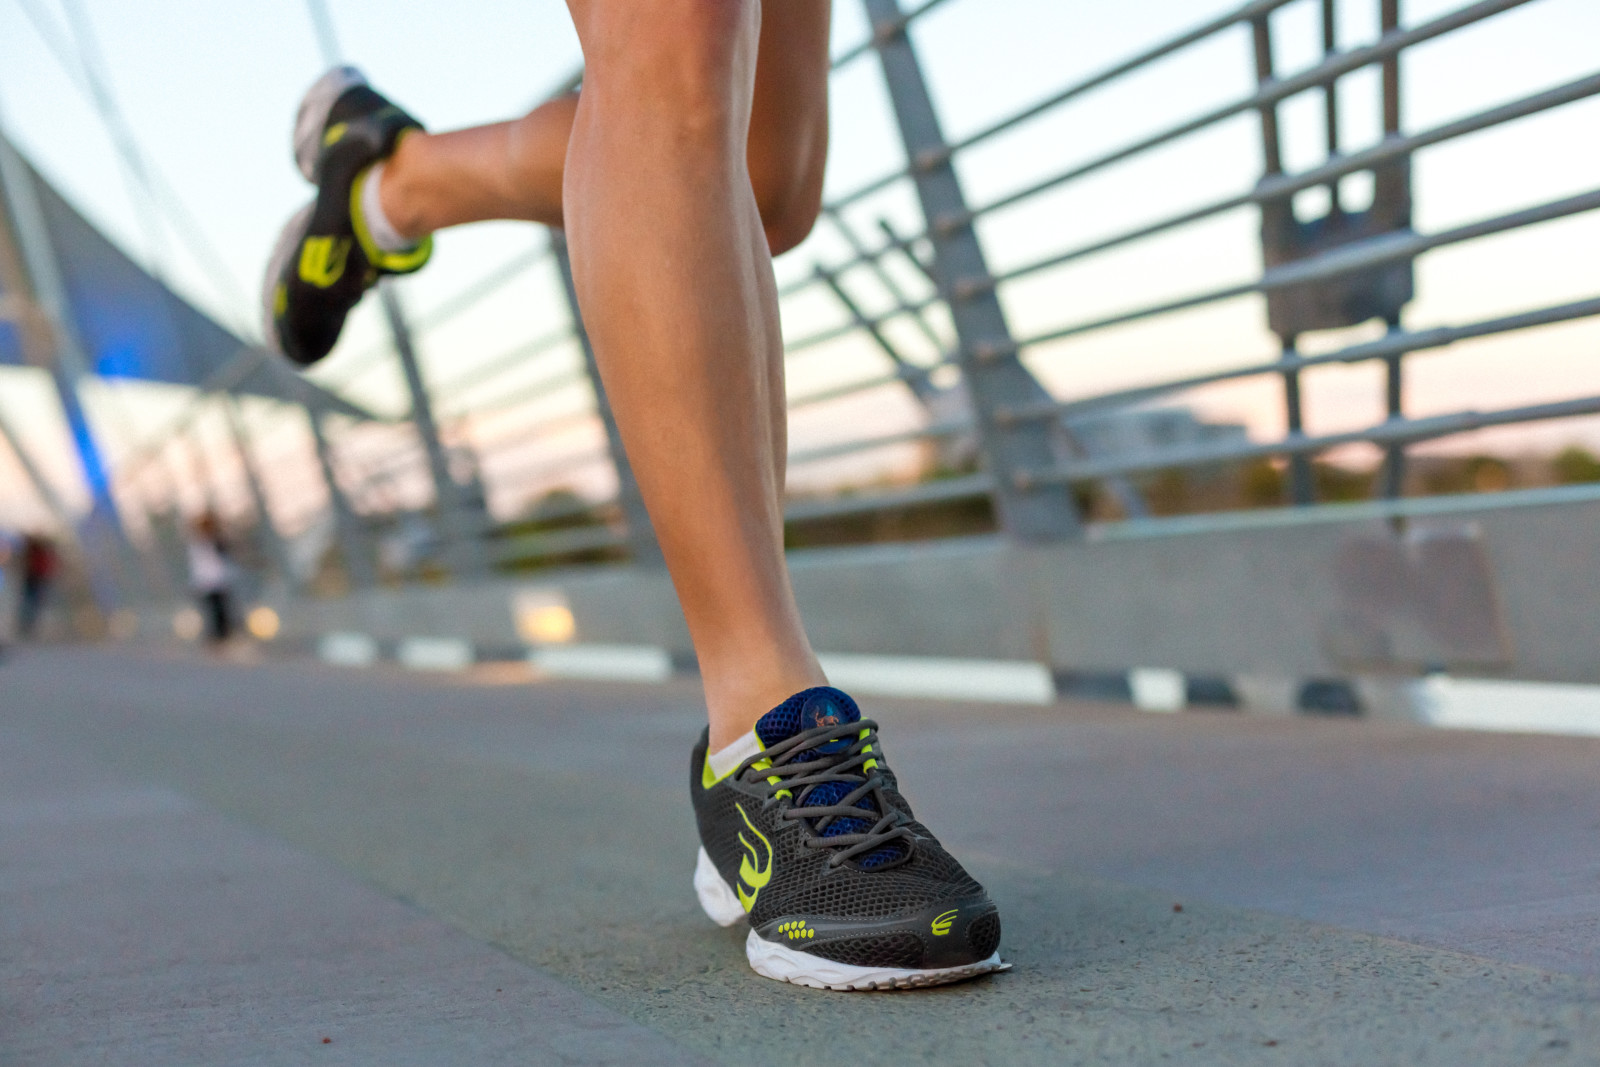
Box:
(1028, 396, 1600, 486)
(784, 317, 885, 356)
(430, 326, 575, 402)
(316, 243, 554, 393)
(783, 472, 994, 522)
(824, 0, 1299, 213)
(829, 0, 960, 70)
(789, 364, 952, 412)
(955, 0, 1535, 230)
(989, 72, 1600, 292)
(1000, 295, 1600, 426)
(1016, 187, 1600, 350)
(787, 419, 972, 467)
(412, 243, 554, 333)
(942, 0, 1299, 163)
(441, 370, 592, 423)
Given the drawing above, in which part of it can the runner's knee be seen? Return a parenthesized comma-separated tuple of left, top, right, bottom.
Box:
(578, 0, 759, 148)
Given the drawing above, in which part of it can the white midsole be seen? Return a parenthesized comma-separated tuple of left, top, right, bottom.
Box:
(693, 846, 747, 927)
(746, 930, 1007, 991)
(693, 847, 1006, 990)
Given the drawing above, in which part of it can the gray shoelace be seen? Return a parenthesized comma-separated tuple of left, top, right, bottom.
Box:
(737, 718, 915, 868)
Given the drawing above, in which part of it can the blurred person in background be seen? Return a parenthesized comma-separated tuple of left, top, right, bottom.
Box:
(16, 532, 58, 641)
(187, 512, 235, 647)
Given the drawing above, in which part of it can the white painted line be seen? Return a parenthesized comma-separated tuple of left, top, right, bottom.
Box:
(318, 631, 378, 668)
(1422, 676, 1600, 738)
(1129, 667, 1186, 713)
(530, 643, 673, 683)
(397, 636, 475, 672)
(817, 653, 1055, 705)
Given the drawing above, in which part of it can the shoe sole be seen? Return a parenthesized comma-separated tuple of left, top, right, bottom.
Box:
(261, 202, 313, 356)
(294, 65, 368, 183)
(745, 931, 1007, 991)
(693, 846, 1009, 991)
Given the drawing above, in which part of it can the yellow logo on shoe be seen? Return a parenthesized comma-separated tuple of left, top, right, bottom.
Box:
(299, 236, 352, 288)
(778, 920, 815, 941)
(734, 803, 773, 912)
(931, 909, 958, 936)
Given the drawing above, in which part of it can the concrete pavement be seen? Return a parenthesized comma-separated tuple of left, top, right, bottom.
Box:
(2, 646, 1597, 1064)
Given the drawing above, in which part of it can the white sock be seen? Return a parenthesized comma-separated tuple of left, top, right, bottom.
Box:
(359, 161, 417, 253)
(707, 731, 763, 780)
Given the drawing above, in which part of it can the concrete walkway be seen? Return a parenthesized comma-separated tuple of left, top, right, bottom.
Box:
(2, 646, 1597, 1065)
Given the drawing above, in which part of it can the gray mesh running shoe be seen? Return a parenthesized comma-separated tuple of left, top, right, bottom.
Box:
(691, 686, 1007, 990)
(263, 66, 432, 366)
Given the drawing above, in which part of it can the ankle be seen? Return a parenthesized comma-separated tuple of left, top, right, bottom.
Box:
(375, 135, 429, 241)
(704, 660, 828, 751)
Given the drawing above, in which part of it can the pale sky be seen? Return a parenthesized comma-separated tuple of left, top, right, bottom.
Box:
(0, 0, 1596, 531)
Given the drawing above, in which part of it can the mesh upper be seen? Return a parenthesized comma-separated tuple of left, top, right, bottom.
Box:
(753, 687, 903, 867)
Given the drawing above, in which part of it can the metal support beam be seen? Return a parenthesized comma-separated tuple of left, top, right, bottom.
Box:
(863, 0, 1082, 540)
(0, 125, 131, 602)
(378, 281, 490, 579)
(1251, 14, 1317, 507)
(549, 231, 664, 567)
(306, 409, 376, 590)
(1378, 0, 1408, 499)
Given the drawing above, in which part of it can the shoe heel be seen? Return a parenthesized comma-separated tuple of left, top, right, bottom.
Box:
(293, 65, 369, 182)
(693, 846, 746, 927)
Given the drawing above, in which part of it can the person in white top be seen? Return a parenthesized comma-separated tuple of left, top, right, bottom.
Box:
(187, 511, 234, 646)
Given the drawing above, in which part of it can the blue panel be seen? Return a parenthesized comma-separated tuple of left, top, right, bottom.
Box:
(13, 156, 370, 419)
(0, 317, 24, 368)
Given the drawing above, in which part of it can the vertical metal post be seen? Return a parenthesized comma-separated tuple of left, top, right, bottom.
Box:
(863, 0, 1081, 540)
(1321, 0, 1344, 218)
(0, 126, 131, 596)
(549, 230, 664, 567)
(306, 409, 376, 589)
(1251, 14, 1315, 506)
(222, 396, 296, 587)
(1378, 0, 1407, 499)
(378, 280, 490, 579)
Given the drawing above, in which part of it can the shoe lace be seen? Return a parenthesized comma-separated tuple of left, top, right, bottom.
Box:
(737, 718, 914, 868)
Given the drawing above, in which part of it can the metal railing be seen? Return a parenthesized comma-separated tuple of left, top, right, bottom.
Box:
(55, 0, 1599, 594)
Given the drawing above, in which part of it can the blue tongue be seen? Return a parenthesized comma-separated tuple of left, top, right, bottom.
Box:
(754, 688, 900, 868)
(755, 686, 861, 752)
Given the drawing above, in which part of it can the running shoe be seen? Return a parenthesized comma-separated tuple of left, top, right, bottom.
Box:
(691, 686, 1007, 990)
(263, 66, 433, 365)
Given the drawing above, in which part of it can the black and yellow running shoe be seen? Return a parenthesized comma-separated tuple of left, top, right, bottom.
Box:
(263, 66, 432, 366)
(691, 686, 1007, 990)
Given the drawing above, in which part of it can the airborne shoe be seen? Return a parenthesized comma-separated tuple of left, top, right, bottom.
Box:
(691, 686, 1007, 990)
(263, 66, 432, 365)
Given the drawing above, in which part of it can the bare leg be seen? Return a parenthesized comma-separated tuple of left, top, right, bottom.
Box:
(380, 95, 577, 234)
(377, 1, 829, 257)
(373, 0, 832, 748)
(563, 0, 826, 749)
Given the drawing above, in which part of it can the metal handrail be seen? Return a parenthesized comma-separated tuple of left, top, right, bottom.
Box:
(1015, 188, 1600, 351)
(994, 295, 1600, 427)
(1023, 394, 1600, 488)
